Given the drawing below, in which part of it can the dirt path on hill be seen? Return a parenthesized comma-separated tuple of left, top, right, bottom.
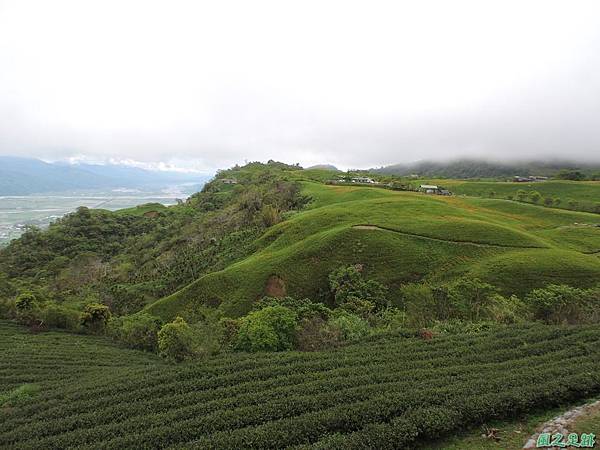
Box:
(352, 224, 546, 250)
(522, 400, 600, 449)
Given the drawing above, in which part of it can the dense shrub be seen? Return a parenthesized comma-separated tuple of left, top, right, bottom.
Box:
(328, 310, 371, 342)
(295, 316, 342, 351)
(329, 265, 388, 310)
(158, 317, 196, 362)
(15, 292, 37, 312)
(80, 303, 111, 332)
(401, 283, 444, 327)
(235, 305, 297, 352)
(0, 273, 16, 299)
(370, 307, 408, 331)
(40, 304, 81, 331)
(0, 298, 16, 320)
(254, 296, 332, 320)
(190, 319, 224, 358)
(485, 293, 530, 324)
(109, 313, 163, 351)
(14, 291, 40, 325)
(339, 296, 376, 318)
(402, 278, 526, 326)
(525, 285, 600, 324)
(218, 317, 240, 350)
(445, 277, 499, 321)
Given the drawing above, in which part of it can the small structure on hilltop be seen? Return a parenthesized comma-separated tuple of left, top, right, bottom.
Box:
(420, 184, 439, 194)
(331, 175, 377, 184)
(512, 176, 548, 183)
(221, 178, 238, 185)
(419, 184, 452, 195)
(351, 176, 375, 184)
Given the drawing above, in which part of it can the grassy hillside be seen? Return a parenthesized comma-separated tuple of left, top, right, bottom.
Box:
(147, 182, 600, 320)
(427, 179, 600, 213)
(2, 320, 600, 449)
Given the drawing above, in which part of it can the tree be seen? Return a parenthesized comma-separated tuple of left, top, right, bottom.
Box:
(446, 278, 498, 321)
(529, 191, 541, 204)
(400, 283, 444, 327)
(80, 303, 111, 332)
(525, 285, 587, 324)
(158, 317, 195, 361)
(235, 306, 297, 352)
(543, 197, 554, 206)
(109, 313, 163, 351)
(516, 190, 528, 202)
(557, 170, 586, 181)
(329, 265, 388, 311)
(254, 296, 331, 321)
(14, 291, 39, 325)
(554, 197, 562, 206)
(328, 311, 371, 342)
(15, 292, 37, 312)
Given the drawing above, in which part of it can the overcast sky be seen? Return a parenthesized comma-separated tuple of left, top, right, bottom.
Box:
(1, 0, 600, 171)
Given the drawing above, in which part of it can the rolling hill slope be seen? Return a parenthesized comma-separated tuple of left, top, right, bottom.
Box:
(146, 182, 600, 320)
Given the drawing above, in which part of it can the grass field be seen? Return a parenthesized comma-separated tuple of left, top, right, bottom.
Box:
(2, 320, 600, 449)
(146, 182, 600, 320)
(428, 179, 600, 213)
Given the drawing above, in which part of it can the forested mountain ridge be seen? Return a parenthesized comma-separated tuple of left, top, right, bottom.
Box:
(372, 158, 600, 179)
(0, 161, 311, 314)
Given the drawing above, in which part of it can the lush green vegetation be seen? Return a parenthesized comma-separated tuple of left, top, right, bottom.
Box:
(2, 161, 600, 343)
(0, 161, 311, 317)
(373, 158, 600, 180)
(2, 320, 600, 449)
(3, 161, 600, 447)
(147, 178, 600, 320)
(433, 179, 600, 214)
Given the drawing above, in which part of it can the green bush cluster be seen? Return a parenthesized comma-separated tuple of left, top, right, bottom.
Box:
(525, 284, 600, 324)
(157, 317, 196, 362)
(400, 277, 529, 328)
(108, 313, 163, 351)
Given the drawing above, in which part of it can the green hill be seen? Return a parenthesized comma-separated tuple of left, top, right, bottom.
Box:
(147, 181, 600, 320)
(3, 319, 600, 449)
(433, 179, 600, 213)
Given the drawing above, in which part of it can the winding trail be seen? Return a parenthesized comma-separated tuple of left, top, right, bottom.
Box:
(352, 224, 547, 250)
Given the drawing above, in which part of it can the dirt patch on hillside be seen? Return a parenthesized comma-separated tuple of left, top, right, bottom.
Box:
(265, 275, 286, 298)
(353, 225, 381, 230)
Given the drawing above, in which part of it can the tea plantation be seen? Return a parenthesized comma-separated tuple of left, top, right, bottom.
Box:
(2, 320, 600, 449)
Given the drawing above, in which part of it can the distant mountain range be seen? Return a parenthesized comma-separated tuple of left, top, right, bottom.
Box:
(371, 159, 600, 179)
(0, 156, 211, 195)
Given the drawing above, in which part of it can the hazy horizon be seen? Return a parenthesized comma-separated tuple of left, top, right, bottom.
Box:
(1, 1, 600, 171)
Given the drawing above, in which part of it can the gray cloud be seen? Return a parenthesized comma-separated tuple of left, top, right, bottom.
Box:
(1, 0, 600, 171)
